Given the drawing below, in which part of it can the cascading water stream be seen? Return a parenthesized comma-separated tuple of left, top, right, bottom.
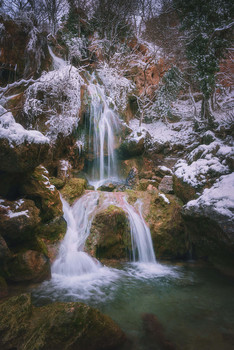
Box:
(87, 74, 120, 189)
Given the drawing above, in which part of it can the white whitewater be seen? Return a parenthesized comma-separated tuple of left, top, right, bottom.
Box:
(87, 73, 120, 189)
(52, 192, 101, 276)
(123, 199, 156, 263)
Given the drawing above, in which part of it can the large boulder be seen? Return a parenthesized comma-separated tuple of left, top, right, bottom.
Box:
(87, 205, 131, 259)
(5, 250, 51, 283)
(182, 173, 234, 274)
(119, 129, 151, 158)
(0, 198, 41, 246)
(21, 165, 63, 222)
(0, 294, 126, 350)
(0, 111, 49, 173)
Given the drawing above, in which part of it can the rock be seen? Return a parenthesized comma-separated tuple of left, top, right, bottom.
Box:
(0, 138, 49, 173)
(158, 176, 174, 194)
(0, 198, 41, 246)
(87, 205, 131, 259)
(37, 216, 67, 242)
(126, 167, 139, 187)
(0, 276, 8, 298)
(49, 177, 65, 189)
(142, 313, 176, 350)
(0, 294, 126, 350)
(0, 235, 11, 260)
(173, 175, 197, 204)
(97, 183, 116, 192)
(21, 165, 63, 222)
(119, 129, 151, 158)
(5, 250, 51, 283)
(61, 178, 87, 204)
(137, 178, 159, 191)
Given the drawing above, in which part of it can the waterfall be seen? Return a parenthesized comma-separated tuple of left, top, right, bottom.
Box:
(87, 74, 120, 189)
(123, 198, 156, 263)
(52, 192, 101, 276)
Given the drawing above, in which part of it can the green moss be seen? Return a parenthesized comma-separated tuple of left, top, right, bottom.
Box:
(0, 294, 125, 350)
(173, 175, 197, 204)
(61, 178, 87, 204)
(126, 190, 138, 204)
(37, 216, 67, 243)
(49, 177, 65, 189)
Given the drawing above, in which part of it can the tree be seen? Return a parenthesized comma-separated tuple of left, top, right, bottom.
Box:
(174, 0, 234, 127)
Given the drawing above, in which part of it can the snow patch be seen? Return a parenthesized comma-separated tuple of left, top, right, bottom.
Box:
(158, 193, 170, 204)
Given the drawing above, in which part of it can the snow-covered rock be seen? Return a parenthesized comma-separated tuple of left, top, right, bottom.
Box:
(183, 173, 234, 236)
(0, 110, 49, 173)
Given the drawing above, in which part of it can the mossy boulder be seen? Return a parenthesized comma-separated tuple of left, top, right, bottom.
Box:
(0, 198, 41, 247)
(136, 178, 158, 191)
(173, 175, 197, 204)
(37, 216, 67, 242)
(0, 294, 126, 350)
(126, 190, 188, 259)
(5, 250, 51, 283)
(49, 176, 65, 190)
(61, 178, 87, 204)
(87, 205, 131, 259)
(21, 165, 63, 222)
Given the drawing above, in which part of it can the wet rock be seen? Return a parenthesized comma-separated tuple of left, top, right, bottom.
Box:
(61, 178, 87, 204)
(22, 165, 63, 222)
(5, 250, 51, 283)
(126, 167, 139, 187)
(97, 183, 116, 192)
(0, 198, 41, 246)
(142, 313, 177, 350)
(0, 294, 126, 350)
(87, 205, 131, 259)
(158, 176, 174, 194)
(37, 216, 67, 242)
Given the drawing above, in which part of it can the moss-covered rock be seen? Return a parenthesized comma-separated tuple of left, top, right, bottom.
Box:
(5, 250, 51, 283)
(87, 205, 131, 259)
(49, 177, 65, 190)
(0, 198, 41, 247)
(136, 178, 158, 191)
(173, 175, 197, 204)
(37, 216, 67, 242)
(61, 178, 87, 204)
(21, 165, 63, 222)
(0, 294, 126, 350)
(126, 190, 188, 259)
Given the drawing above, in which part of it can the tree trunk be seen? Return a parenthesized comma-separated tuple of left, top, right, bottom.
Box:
(201, 96, 216, 129)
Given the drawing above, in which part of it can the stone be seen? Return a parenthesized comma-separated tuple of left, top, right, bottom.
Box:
(5, 250, 51, 283)
(0, 235, 11, 259)
(158, 176, 174, 194)
(0, 138, 49, 173)
(49, 177, 65, 189)
(118, 130, 151, 159)
(0, 198, 41, 246)
(97, 183, 116, 192)
(21, 165, 63, 222)
(137, 178, 159, 191)
(61, 178, 87, 204)
(57, 159, 72, 181)
(126, 167, 139, 187)
(0, 294, 126, 350)
(173, 175, 197, 204)
(87, 205, 131, 259)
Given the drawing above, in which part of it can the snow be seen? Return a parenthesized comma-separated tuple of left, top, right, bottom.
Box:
(158, 192, 170, 204)
(174, 158, 229, 188)
(185, 173, 234, 219)
(159, 166, 173, 174)
(0, 200, 29, 219)
(7, 210, 29, 218)
(0, 109, 49, 147)
(129, 118, 195, 146)
(97, 63, 134, 111)
(24, 66, 83, 141)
